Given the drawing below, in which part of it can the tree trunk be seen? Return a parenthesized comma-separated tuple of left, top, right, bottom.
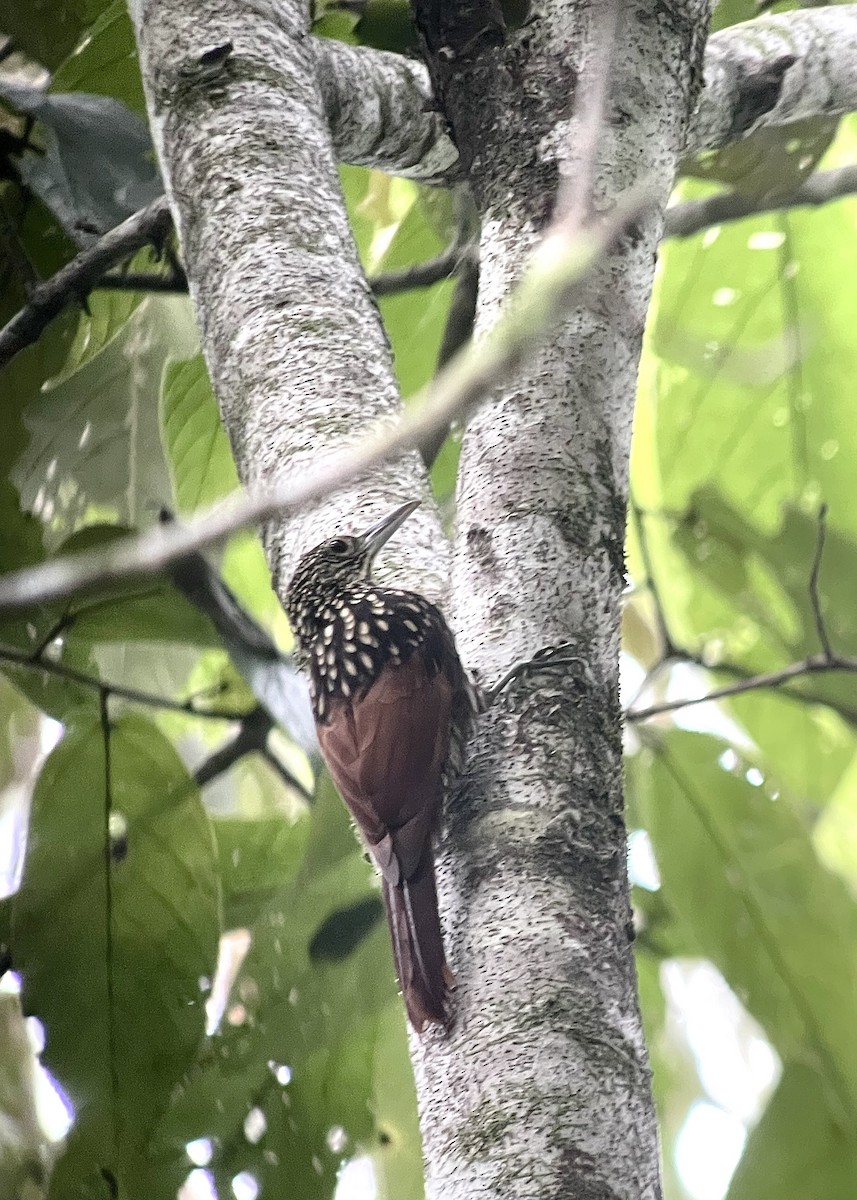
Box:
(130, 1, 711, 1198)
(409, 4, 711, 1198)
(129, 0, 447, 595)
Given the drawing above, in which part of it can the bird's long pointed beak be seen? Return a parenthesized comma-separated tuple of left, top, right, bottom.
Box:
(360, 499, 421, 563)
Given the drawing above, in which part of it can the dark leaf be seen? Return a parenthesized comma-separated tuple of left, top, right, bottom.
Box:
(0, 84, 161, 242)
(11, 712, 220, 1193)
(309, 895, 385, 961)
(727, 1062, 857, 1200)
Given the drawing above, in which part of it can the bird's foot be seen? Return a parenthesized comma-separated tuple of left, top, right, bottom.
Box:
(486, 642, 588, 704)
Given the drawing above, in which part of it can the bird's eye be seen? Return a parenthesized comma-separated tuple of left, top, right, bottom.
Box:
(328, 538, 351, 558)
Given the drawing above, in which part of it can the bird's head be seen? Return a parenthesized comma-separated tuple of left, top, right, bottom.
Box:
(285, 500, 420, 643)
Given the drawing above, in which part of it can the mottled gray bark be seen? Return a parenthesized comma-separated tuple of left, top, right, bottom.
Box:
(664, 164, 857, 240)
(129, 0, 446, 603)
(688, 4, 857, 154)
(316, 8, 857, 184)
(312, 39, 460, 183)
(408, 3, 711, 1199)
(129, 3, 714, 1200)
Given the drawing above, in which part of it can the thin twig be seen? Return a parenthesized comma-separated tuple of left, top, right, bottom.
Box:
(555, 0, 620, 228)
(664, 165, 857, 240)
(809, 502, 832, 661)
(261, 746, 314, 796)
(628, 501, 852, 722)
(94, 270, 188, 294)
(0, 196, 172, 370)
(0, 183, 656, 614)
(629, 493, 675, 658)
(28, 611, 76, 660)
(627, 652, 857, 722)
(194, 724, 260, 787)
(98, 686, 121, 1159)
(369, 242, 475, 297)
(193, 707, 312, 798)
(418, 251, 480, 469)
(0, 642, 251, 721)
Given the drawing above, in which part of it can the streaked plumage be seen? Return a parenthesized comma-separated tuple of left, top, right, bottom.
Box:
(286, 501, 475, 1030)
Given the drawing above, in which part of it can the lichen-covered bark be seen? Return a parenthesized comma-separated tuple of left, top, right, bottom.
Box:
(409, 3, 712, 1199)
(129, 0, 445, 599)
(688, 4, 857, 154)
(127, 2, 729, 1199)
(315, 8, 857, 185)
(313, 38, 460, 183)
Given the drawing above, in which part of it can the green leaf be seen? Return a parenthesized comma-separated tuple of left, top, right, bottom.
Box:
(155, 768, 400, 1198)
(52, 0, 147, 117)
(633, 731, 857, 1123)
(302, 767, 366, 876)
(308, 895, 384, 962)
(11, 296, 197, 547)
(55, 525, 224, 648)
(710, 0, 759, 31)
(51, 275, 144, 385)
(240, 834, 395, 1072)
(0, 527, 222, 722)
(665, 492, 857, 721)
(11, 712, 220, 1193)
(0, 641, 101, 723)
(0, 307, 75, 579)
(160, 353, 289, 632)
(374, 187, 456, 399)
(215, 813, 309, 927)
(429, 428, 462, 504)
(0, 991, 45, 1200)
(813, 747, 857, 894)
(70, 588, 223, 647)
(0, 0, 111, 72)
(638, 167, 857, 537)
(370, 1003, 422, 1200)
(160, 355, 239, 509)
(211, 1009, 388, 1200)
(339, 170, 456, 398)
(723, 691, 857, 815)
(727, 1063, 857, 1200)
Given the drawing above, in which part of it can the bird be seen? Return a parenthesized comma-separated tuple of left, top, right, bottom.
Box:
(285, 499, 476, 1032)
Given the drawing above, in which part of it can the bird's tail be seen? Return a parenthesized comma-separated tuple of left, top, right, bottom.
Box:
(382, 847, 455, 1033)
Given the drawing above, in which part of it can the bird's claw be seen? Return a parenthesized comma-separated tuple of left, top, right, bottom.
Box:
(486, 642, 588, 702)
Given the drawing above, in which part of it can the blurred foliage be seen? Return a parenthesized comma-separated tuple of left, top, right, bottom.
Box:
(1, 4, 857, 1200)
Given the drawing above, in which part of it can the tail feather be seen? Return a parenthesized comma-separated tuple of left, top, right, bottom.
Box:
(382, 848, 454, 1032)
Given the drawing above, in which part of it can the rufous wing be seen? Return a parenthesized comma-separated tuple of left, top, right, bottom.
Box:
(316, 653, 455, 1029)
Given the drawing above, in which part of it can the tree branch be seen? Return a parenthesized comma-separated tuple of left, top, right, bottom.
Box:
(94, 268, 188, 293)
(0, 209, 473, 369)
(312, 37, 460, 184)
(0, 642, 252, 721)
(193, 706, 312, 799)
(0, 183, 652, 615)
(627, 652, 857, 722)
(369, 241, 476, 297)
(0, 197, 172, 370)
(686, 5, 857, 156)
(311, 9, 857, 186)
(409, 4, 707, 1197)
(664, 164, 857, 240)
